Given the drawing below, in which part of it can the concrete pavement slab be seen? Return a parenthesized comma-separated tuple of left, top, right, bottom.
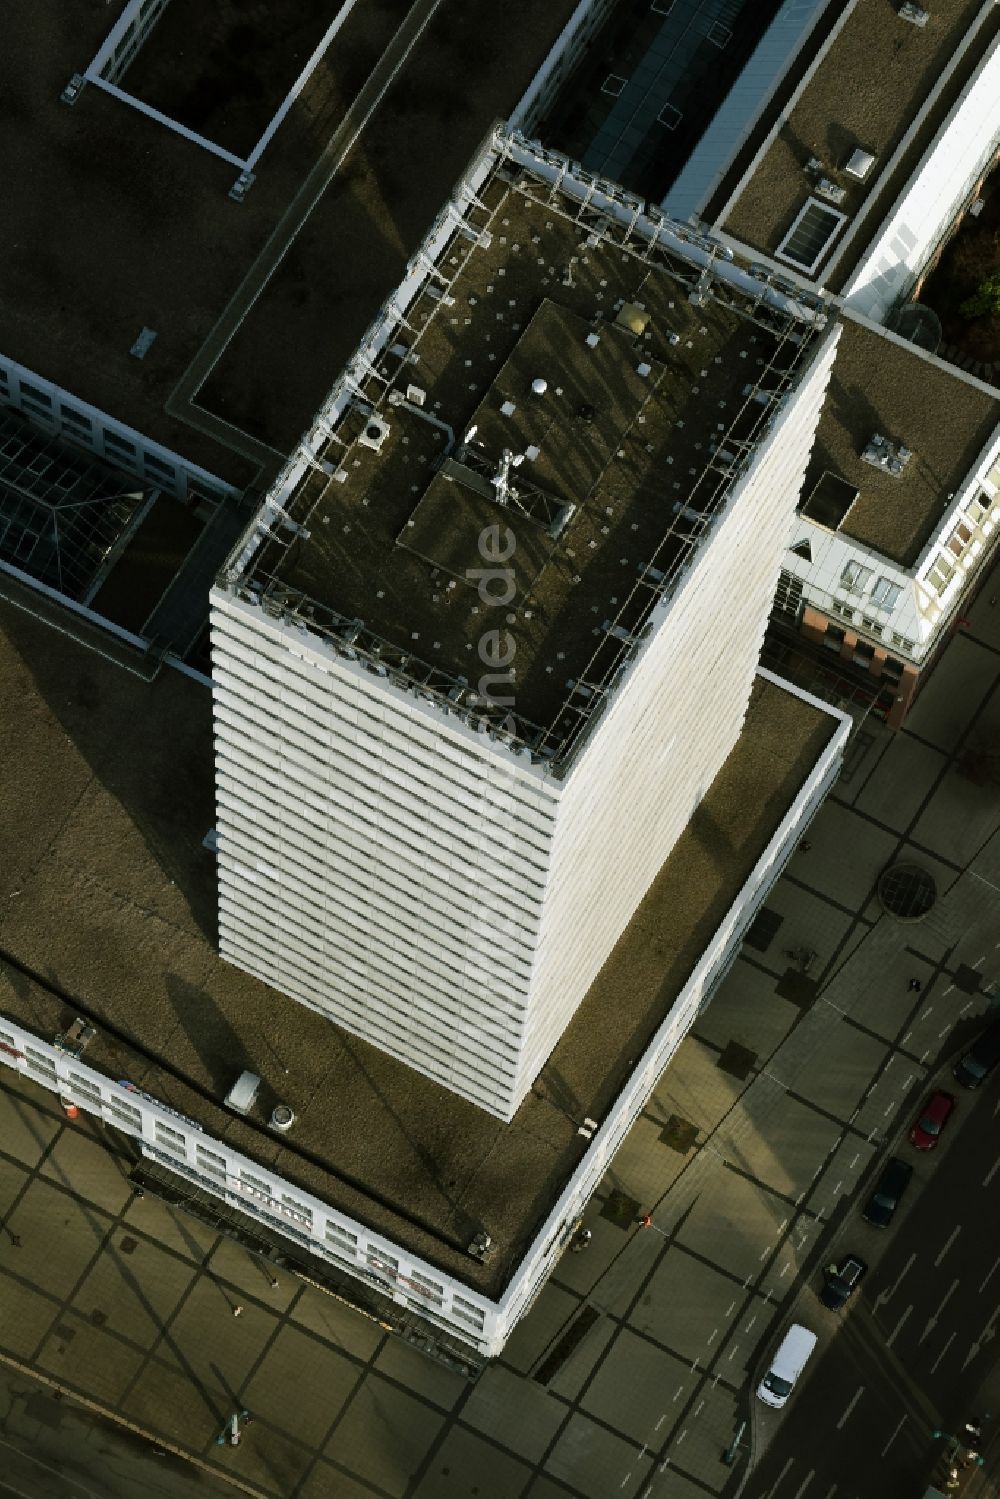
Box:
(668, 1380, 740, 1492)
(693, 959, 800, 1060)
(904, 635, 1000, 752)
(543, 1314, 616, 1400)
(323, 1374, 443, 1495)
(790, 801, 901, 912)
(854, 734, 947, 832)
(462, 1361, 566, 1462)
(39, 1127, 134, 1217)
(793, 1024, 889, 1120)
(213, 1424, 314, 1495)
(674, 1169, 794, 1282)
(72, 1238, 191, 1347)
(600, 1115, 692, 1211)
(204, 1237, 297, 1312)
(243, 1322, 360, 1447)
(639, 1467, 714, 1498)
(122, 1193, 220, 1262)
(411, 1424, 532, 1499)
(157, 1274, 277, 1390)
(625, 1248, 744, 1361)
(295, 1459, 384, 1499)
(896, 989, 965, 1070)
(373, 1335, 468, 1411)
(651, 1037, 749, 1138)
(910, 765, 1000, 867)
(544, 1410, 653, 1498)
(288, 1283, 386, 1362)
(715, 1092, 842, 1201)
(580, 1325, 698, 1443)
(0, 1277, 59, 1359)
(714, 1293, 778, 1379)
(121, 1353, 231, 1444)
(0, 1088, 60, 1168)
(35, 1310, 144, 1405)
(502, 1283, 585, 1375)
(12, 1177, 107, 1296)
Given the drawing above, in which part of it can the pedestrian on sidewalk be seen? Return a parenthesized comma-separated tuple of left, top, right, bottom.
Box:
(908, 977, 922, 992)
(232, 1304, 244, 1318)
(635, 1213, 653, 1229)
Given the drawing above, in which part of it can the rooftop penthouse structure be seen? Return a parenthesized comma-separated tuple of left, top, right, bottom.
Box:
(211, 129, 843, 1122)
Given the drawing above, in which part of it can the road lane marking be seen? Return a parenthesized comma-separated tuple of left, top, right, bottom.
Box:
(934, 1229, 961, 1267)
(881, 1416, 907, 1455)
(984, 1157, 1000, 1188)
(726, 1299, 738, 1315)
(673, 1385, 685, 1401)
(920, 1279, 959, 1342)
(765, 1459, 795, 1497)
(792, 1472, 815, 1498)
(836, 1386, 865, 1429)
(886, 1306, 912, 1347)
(929, 1332, 956, 1373)
(980, 1258, 1000, 1293)
(875, 1253, 916, 1307)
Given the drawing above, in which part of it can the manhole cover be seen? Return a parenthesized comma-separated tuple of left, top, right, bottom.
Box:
(878, 863, 936, 921)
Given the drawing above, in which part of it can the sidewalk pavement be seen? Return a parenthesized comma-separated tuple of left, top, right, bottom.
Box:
(1, 609, 1000, 1497)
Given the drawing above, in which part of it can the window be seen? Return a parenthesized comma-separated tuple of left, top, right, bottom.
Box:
(107, 1095, 142, 1132)
(892, 632, 915, 651)
(406, 1270, 444, 1308)
(103, 431, 137, 457)
(366, 1247, 399, 1281)
(831, 600, 855, 621)
(19, 382, 51, 409)
(60, 406, 92, 434)
(195, 1144, 228, 1181)
(853, 640, 875, 664)
(280, 1194, 312, 1229)
(776, 198, 848, 274)
(883, 657, 904, 680)
(859, 615, 884, 636)
(68, 1072, 102, 1104)
(153, 1119, 186, 1155)
(774, 569, 803, 619)
(947, 522, 974, 557)
(822, 623, 845, 651)
(870, 577, 902, 610)
(926, 556, 955, 596)
(24, 1047, 57, 1082)
(451, 1295, 486, 1332)
(841, 560, 873, 593)
(325, 1221, 359, 1258)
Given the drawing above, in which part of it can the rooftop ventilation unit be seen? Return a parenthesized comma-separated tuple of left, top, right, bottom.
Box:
(804, 157, 825, 176)
(861, 433, 913, 476)
(844, 147, 876, 181)
(815, 177, 847, 206)
(467, 1231, 494, 1262)
(224, 1070, 261, 1115)
(898, 1, 928, 24)
(358, 414, 391, 451)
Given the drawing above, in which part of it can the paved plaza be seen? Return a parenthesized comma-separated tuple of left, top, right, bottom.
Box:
(2, 591, 1000, 1497)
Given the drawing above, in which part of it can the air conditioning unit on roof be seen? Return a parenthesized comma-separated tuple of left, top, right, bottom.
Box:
(815, 178, 847, 206)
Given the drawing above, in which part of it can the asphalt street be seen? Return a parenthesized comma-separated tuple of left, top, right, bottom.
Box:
(741, 1077, 1000, 1498)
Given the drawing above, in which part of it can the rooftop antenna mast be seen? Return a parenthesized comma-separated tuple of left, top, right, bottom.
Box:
(493, 448, 524, 508)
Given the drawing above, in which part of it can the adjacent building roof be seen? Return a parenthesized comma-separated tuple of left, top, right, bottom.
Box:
(802, 316, 1000, 568)
(0, 589, 839, 1297)
(0, 0, 583, 485)
(714, 0, 997, 288)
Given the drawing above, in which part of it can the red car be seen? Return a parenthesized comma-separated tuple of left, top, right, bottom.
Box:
(909, 1090, 956, 1150)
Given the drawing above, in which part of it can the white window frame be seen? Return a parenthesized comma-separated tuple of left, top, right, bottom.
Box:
(870, 577, 902, 610)
(776, 197, 849, 274)
(841, 559, 873, 594)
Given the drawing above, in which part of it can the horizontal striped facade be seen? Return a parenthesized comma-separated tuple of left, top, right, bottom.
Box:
(211, 326, 839, 1119)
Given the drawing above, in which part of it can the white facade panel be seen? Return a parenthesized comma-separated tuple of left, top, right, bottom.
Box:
(841, 35, 1000, 322)
(212, 321, 839, 1120)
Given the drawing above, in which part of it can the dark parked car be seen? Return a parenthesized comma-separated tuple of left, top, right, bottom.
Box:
(820, 1254, 867, 1310)
(909, 1089, 956, 1151)
(954, 1017, 1000, 1089)
(862, 1157, 913, 1227)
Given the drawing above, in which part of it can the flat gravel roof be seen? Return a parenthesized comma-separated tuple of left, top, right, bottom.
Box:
(0, 591, 838, 1296)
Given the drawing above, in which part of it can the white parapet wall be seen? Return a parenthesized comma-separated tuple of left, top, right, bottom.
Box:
(840, 30, 1000, 323)
(0, 673, 847, 1356)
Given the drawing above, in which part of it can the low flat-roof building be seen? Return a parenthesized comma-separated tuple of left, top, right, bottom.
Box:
(656, 0, 1000, 724)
